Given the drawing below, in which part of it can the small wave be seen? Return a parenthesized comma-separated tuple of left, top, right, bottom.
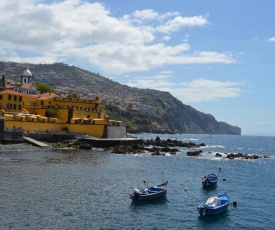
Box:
(181, 138, 199, 141)
(206, 145, 225, 149)
(202, 151, 227, 158)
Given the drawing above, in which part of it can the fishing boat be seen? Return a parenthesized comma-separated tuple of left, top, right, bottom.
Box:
(201, 168, 221, 188)
(197, 193, 230, 216)
(129, 180, 168, 202)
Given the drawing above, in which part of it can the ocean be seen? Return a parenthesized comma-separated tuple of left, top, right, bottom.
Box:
(1, 134, 275, 229)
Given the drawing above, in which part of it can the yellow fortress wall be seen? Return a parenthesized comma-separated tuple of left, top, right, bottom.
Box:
(0, 69, 125, 138)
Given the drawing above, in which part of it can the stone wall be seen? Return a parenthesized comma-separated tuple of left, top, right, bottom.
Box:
(1, 118, 24, 143)
(106, 126, 127, 138)
(0, 118, 4, 143)
(3, 130, 24, 143)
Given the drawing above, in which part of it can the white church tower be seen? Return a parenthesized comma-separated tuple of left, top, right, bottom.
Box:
(20, 68, 33, 85)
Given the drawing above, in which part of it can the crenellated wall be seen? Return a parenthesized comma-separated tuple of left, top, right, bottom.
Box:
(4, 120, 106, 138)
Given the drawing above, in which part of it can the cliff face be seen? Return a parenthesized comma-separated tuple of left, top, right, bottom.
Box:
(113, 91, 241, 135)
(0, 61, 241, 135)
(218, 122, 241, 135)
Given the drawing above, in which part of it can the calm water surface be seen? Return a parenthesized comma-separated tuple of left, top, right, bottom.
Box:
(1, 134, 275, 229)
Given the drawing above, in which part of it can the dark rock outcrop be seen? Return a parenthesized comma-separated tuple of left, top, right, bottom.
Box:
(186, 150, 202, 156)
(107, 136, 204, 155)
(226, 152, 268, 160)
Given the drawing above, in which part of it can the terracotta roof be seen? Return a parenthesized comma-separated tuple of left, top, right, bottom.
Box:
(20, 84, 33, 89)
(37, 92, 60, 99)
(0, 89, 37, 98)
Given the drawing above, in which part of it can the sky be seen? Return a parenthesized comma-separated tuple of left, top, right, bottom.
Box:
(0, 0, 275, 135)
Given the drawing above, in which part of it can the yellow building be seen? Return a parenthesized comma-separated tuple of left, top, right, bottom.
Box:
(0, 69, 126, 138)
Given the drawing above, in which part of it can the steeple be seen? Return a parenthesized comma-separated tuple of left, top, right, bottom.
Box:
(21, 68, 33, 85)
(0, 74, 6, 90)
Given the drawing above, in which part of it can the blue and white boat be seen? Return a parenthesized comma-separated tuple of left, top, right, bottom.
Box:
(201, 168, 221, 188)
(197, 193, 230, 216)
(130, 181, 168, 202)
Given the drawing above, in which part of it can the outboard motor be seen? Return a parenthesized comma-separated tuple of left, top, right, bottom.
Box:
(133, 188, 140, 195)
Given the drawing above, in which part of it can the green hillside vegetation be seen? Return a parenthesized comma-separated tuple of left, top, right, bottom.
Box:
(0, 61, 241, 135)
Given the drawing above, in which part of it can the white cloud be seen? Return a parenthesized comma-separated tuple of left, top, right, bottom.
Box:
(127, 75, 245, 103)
(156, 15, 208, 33)
(163, 36, 171, 41)
(131, 9, 179, 22)
(127, 74, 175, 88)
(132, 9, 159, 20)
(0, 0, 233, 75)
(268, 37, 275, 42)
(175, 79, 245, 102)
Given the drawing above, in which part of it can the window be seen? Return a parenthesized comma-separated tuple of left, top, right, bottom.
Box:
(19, 105, 22, 111)
(13, 104, 16, 110)
(7, 103, 12, 109)
(8, 95, 11, 100)
(14, 95, 17, 101)
(19, 96, 22, 102)
(0, 95, 2, 100)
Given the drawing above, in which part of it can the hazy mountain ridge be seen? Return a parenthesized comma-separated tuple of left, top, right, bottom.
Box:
(0, 61, 241, 135)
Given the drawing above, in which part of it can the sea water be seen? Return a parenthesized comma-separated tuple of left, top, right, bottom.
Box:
(0, 134, 275, 229)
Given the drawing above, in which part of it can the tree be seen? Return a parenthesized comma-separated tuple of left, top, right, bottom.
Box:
(35, 82, 54, 93)
(67, 92, 78, 99)
(45, 108, 58, 117)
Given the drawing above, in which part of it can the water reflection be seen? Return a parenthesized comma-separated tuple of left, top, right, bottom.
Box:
(130, 197, 168, 209)
(197, 211, 230, 229)
(47, 149, 106, 165)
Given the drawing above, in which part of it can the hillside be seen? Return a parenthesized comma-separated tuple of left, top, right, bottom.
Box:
(0, 61, 241, 135)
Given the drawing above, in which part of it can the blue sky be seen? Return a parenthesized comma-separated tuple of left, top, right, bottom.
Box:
(1, 0, 275, 135)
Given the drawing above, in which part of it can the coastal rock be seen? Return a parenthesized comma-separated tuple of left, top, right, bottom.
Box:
(226, 152, 268, 160)
(107, 136, 203, 155)
(144, 136, 205, 148)
(108, 144, 178, 155)
(186, 150, 202, 156)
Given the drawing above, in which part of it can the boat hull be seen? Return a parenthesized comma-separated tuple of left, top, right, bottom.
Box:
(197, 193, 230, 216)
(198, 203, 229, 215)
(202, 180, 217, 187)
(202, 173, 218, 188)
(130, 186, 167, 202)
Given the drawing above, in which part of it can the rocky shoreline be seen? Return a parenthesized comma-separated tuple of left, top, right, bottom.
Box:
(107, 136, 206, 155)
(0, 136, 268, 160)
(106, 137, 269, 160)
(186, 149, 269, 159)
(0, 143, 42, 151)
